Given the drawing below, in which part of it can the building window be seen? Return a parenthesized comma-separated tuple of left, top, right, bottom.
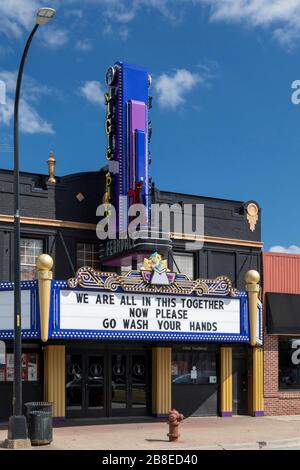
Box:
(20, 238, 43, 280)
(76, 242, 100, 270)
(0, 353, 40, 382)
(279, 337, 300, 390)
(172, 347, 218, 385)
(173, 252, 194, 279)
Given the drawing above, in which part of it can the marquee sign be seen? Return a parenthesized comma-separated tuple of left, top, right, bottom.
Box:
(54, 289, 246, 342)
(49, 281, 252, 342)
(47, 256, 260, 343)
(0, 256, 263, 345)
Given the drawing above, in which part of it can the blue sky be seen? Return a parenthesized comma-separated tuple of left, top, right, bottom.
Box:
(1, 1, 300, 251)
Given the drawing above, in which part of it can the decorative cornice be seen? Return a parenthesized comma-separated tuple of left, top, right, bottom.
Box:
(68, 265, 238, 297)
(0, 214, 263, 247)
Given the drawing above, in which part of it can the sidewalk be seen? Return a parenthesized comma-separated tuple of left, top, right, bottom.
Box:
(1, 415, 300, 450)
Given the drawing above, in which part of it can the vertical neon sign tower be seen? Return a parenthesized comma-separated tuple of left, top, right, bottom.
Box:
(104, 62, 152, 233)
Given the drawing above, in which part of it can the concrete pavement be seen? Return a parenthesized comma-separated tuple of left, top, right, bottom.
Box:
(1, 415, 300, 450)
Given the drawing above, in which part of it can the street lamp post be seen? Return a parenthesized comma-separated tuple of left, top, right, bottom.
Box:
(7, 7, 56, 444)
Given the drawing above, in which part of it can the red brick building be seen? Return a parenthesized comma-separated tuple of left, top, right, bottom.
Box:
(263, 252, 300, 415)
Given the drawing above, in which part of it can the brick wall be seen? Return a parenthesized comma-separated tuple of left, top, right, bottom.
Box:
(264, 332, 300, 415)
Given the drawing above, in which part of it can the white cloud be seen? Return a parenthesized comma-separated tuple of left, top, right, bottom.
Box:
(102, 22, 129, 40)
(19, 99, 54, 134)
(0, 70, 54, 134)
(91, 0, 139, 24)
(202, 0, 300, 47)
(0, 0, 40, 38)
(104, 8, 136, 24)
(75, 39, 93, 51)
(91, 0, 179, 39)
(269, 245, 300, 254)
(3, 1, 300, 52)
(40, 27, 69, 49)
(64, 9, 84, 19)
(98, 0, 177, 22)
(96, 0, 300, 47)
(78, 80, 105, 107)
(205, 0, 300, 26)
(2, 0, 300, 51)
(0, 1, 68, 48)
(154, 69, 202, 109)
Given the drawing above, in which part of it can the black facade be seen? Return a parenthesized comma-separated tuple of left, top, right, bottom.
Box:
(0, 168, 106, 281)
(0, 167, 261, 289)
(0, 165, 262, 422)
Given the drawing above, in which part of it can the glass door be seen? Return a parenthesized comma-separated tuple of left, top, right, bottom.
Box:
(85, 354, 106, 417)
(66, 352, 106, 418)
(66, 350, 150, 418)
(111, 353, 128, 415)
(66, 353, 84, 417)
(130, 353, 147, 414)
(109, 351, 149, 416)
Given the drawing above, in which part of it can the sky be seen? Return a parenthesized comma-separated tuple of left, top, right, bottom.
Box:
(1, 0, 300, 252)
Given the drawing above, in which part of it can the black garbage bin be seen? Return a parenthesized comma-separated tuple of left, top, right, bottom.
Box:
(25, 402, 53, 446)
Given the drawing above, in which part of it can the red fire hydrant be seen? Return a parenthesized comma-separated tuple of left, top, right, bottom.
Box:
(167, 408, 184, 442)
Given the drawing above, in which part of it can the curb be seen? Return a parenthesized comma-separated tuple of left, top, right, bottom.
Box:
(162, 438, 300, 450)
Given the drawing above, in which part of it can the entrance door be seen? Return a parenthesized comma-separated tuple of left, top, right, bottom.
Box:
(110, 352, 148, 416)
(85, 354, 105, 417)
(66, 352, 106, 418)
(172, 346, 219, 417)
(66, 350, 149, 418)
(232, 355, 248, 415)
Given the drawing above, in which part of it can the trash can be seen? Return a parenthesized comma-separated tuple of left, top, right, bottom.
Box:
(25, 402, 53, 446)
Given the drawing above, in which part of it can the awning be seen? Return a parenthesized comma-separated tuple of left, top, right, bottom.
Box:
(266, 292, 300, 334)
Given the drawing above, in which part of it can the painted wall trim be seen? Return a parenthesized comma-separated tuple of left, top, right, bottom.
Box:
(171, 232, 263, 248)
(0, 214, 263, 247)
(0, 214, 95, 231)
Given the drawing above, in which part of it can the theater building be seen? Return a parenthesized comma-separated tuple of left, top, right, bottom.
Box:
(0, 62, 263, 423)
(263, 251, 300, 415)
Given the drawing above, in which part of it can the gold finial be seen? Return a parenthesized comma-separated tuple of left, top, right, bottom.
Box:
(47, 150, 56, 183)
(245, 270, 260, 286)
(36, 253, 54, 271)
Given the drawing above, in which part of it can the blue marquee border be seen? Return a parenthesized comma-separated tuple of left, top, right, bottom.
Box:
(0, 280, 263, 345)
(49, 281, 251, 343)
